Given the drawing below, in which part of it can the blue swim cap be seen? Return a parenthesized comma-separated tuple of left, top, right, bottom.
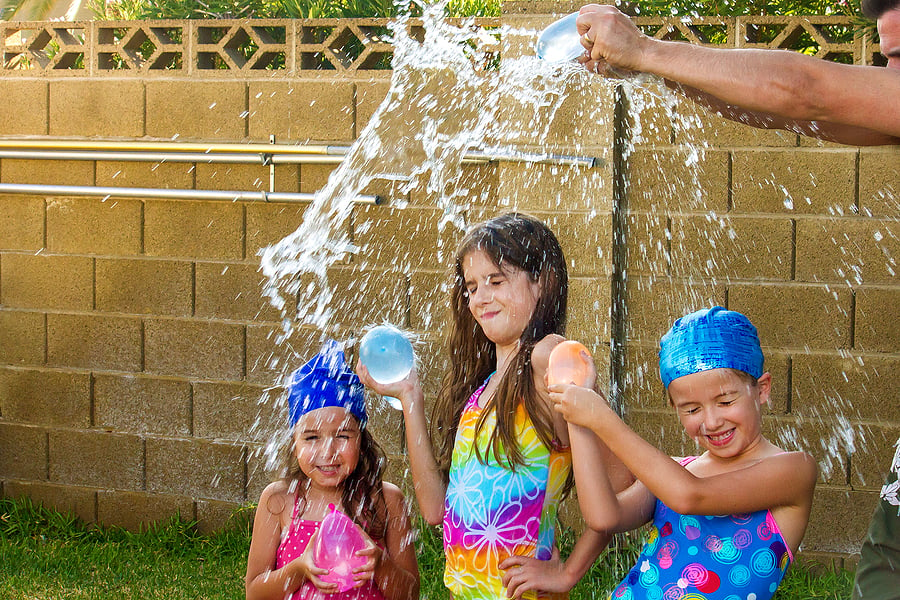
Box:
(287, 339, 367, 427)
(658, 307, 764, 388)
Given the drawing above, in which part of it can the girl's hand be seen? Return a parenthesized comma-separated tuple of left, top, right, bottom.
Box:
(355, 360, 421, 412)
(499, 548, 573, 598)
(548, 382, 612, 430)
(351, 528, 383, 587)
(290, 529, 339, 593)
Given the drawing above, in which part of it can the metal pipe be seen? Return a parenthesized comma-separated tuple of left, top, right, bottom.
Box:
(0, 140, 602, 168)
(0, 183, 382, 205)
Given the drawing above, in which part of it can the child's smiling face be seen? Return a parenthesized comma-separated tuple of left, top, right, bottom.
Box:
(667, 368, 771, 459)
(293, 407, 361, 490)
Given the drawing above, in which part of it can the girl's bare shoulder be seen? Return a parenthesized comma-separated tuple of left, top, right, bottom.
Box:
(258, 479, 295, 514)
(531, 334, 566, 370)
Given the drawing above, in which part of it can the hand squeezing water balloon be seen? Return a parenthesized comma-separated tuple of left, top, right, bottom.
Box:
(535, 12, 584, 63)
(548, 340, 593, 387)
(359, 325, 415, 410)
(314, 504, 370, 592)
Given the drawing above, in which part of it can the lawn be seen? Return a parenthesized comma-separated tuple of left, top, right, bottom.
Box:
(0, 497, 854, 599)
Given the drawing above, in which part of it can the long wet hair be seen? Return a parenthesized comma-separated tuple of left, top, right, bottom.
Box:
(283, 417, 388, 541)
(432, 212, 568, 475)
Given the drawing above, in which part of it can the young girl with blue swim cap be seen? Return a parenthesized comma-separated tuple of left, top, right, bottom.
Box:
(245, 340, 419, 600)
(550, 307, 817, 600)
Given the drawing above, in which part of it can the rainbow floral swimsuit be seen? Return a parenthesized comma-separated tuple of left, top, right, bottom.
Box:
(443, 378, 572, 600)
(609, 457, 792, 600)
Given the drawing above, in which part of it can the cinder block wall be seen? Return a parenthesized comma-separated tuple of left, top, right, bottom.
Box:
(1, 12, 898, 571)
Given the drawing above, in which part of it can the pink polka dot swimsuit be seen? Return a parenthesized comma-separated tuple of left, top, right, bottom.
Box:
(275, 493, 385, 600)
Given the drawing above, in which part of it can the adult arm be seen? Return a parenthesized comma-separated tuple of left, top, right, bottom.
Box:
(576, 4, 900, 145)
(356, 363, 447, 525)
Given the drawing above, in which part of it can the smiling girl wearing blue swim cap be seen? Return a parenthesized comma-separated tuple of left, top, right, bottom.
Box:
(550, 307, 817, 600)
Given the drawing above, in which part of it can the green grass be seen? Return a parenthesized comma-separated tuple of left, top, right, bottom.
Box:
(0, 496, 853, 599)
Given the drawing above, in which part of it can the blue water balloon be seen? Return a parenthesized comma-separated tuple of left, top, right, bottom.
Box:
(359, 325, 414, 410)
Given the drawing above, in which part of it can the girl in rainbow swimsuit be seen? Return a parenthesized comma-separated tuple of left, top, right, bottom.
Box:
(358, 213, 631, 599)
(551, 307, 817, 600)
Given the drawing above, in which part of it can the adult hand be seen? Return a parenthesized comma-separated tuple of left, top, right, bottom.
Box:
(499, 548, 573, 599)
(548, 382, 612, 430)
(576, 4, 647, 76)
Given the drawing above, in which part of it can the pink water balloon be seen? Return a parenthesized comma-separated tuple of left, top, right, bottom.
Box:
(314, 504, 369, 592)
(548, 340, 593, 387)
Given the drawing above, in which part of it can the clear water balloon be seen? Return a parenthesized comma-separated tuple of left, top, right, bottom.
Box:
(359, 325, 414, 410)
(548, 340, 593, 387)
(535, 12, 584, 63)
(314, 504, 369, 592)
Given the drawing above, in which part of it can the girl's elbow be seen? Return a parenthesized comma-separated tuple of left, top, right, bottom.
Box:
(664, 490, 703, 515)
(582, 506, 622, 534)
(422, 509, 443, 527)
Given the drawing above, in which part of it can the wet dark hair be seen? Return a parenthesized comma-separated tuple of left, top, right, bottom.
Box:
(284, 416, 388, 541)
(432, 212, 568, 475)
(862, 0, 900, 18)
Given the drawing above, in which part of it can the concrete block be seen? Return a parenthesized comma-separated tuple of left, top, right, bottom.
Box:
(299, 163, 337, 194)
(766, 416, 851, 486)
(146, 80, 247, 141)
(0, 310, 44, 365)
(94, 374, 191, 436)
(0, 80, 48, 136)
(49, 79, 144, 138)
(246, 444, 281, 507)
(49, 430, 143, 490)
(626, 408, 696, 459)
(145, 199, 244, 260)
(97, 490, 193, 531)
(146, 437, 245, 502)
(627, 82, 673, 147)
(196, 261, 284, 322)
(625, 148, 729, 213)
(671, 214, 793, 281)
(858, 147, 900, 218)
(197, 498, 246, 533)
(246, 202, 309, 252)
(792, 353, 900, 423)
(352, 206, 450, 272)
(436, 163, 498, 211)
(0, 367, 90, 427)
(849, 424, 900, 490)
(804, 486, 872, 554)
(95, 258, 193, 317)
(624, 211, 670, 276)
(497, 162, 613, 214)
(294, 265, 408, 329)
(0, 253, 93, 311)
(2, 481, 96, 524)
(47, 197, 142, 255)
(622, 277, 724, 343)
(248, 81, 355, 142)
(0, 159, 94, 186)
(622, 343, 668, 409)
(567, 276, 611, 348)
(672, 101, 797, 148)
(795, 218, 900, 285)
(95, 161, 195, 190)
(855, 286, 900, 353)
(194, 162, 299, 193)
(193, 381, 268, 441)
(409, 270, 449, 332)
(47, 313, 142, 371)
(355, 80, 391, 134)
(246, 324, 323, 386)
(0, 194, 44, 251)
(0, 423, 47, 480)
(144, 318, 244, 380)
(729, 283, 852, 349)
(732, 149, 857, 215)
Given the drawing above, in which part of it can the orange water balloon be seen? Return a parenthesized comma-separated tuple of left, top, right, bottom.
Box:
(548, 340, 593, 387)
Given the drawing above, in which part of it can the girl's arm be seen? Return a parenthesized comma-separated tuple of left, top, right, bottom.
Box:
(369, 483, 420, 600)
(551, 384, 817, 517)
(356, 363, 447, 525)
(245, 484, 332, 600)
